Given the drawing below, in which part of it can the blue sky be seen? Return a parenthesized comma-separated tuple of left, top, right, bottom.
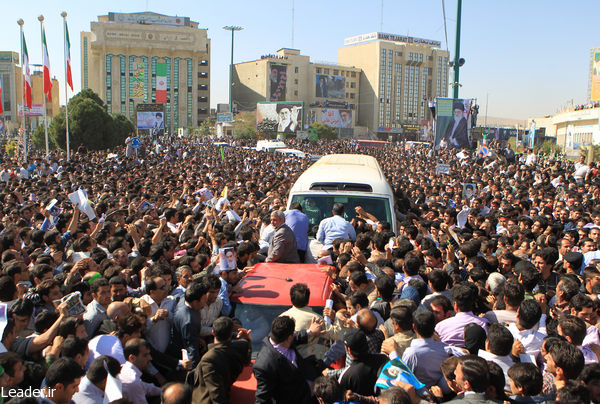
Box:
(1, 0, 597, 120)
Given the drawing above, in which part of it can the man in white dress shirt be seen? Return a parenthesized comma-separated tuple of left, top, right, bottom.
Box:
(119, 338, 162, 404)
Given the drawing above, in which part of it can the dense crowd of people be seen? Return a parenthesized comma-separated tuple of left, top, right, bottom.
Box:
(0, 135, 599, 404)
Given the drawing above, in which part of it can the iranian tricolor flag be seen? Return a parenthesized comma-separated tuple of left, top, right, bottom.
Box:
(156, 62, 167, 103)
(22, 34, 32, 109)
(42, 26, 52, 100)
(65, 21, 73, 91)
(0, 78, 3, 114)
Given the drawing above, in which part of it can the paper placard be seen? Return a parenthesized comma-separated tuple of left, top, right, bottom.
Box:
(436, 163, 450, 175)
(68, 189, 96, 220)
(53, 292, 86, 316)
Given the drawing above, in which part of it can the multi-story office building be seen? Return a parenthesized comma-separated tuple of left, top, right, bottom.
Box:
(589, 47, 600, 103)
(0, 52, 21, 131)
(0, 52, 59, 133)
(233, 48, 361, 133)
(338, 32, 449, 137)
(81, 12, 211, 133)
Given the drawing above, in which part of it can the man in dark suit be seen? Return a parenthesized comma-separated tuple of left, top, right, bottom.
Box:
(449, 355, 499, 403)
(266, 210, 300, 263)
(443, 102, 469, 149)
(170, 282, 208, 367)
(190, 317, 251, 404)
(253, 315, 323, 404)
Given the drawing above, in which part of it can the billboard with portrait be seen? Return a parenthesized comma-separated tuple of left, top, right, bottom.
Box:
(320, 108, 352, 128)
(315, 74, 345, 99)
(136, 103, 166, 136)
(257, 102, 303, 133)
(269, 64, 287, 102)
(434, 98, 473, 150)
(592, 50, 600, 102)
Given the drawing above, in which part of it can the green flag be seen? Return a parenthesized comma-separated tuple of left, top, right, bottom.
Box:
(220, 146, 224, 161)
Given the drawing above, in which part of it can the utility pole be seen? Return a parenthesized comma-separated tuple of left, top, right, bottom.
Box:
(223, 26, 243, 114)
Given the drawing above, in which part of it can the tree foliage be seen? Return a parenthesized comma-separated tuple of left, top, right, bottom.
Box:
(311, 122, 338, 140)
(199, 119, 212, 137)
(234, 111, 258, 139)
(539, 139, 561, 156)
(32, 89, 134, 151)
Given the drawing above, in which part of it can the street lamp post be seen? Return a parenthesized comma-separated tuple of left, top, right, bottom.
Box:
(452, 0, 462, 100)
(223, 26, 243, 114)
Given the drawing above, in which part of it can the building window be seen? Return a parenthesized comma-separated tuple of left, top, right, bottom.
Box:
(351, 71, 356, 78)
(294, 90, 298, 96)
(350, 82, 356, 88)
(316, 67, 322, 74)
(333, 69, 339, 75)
(324, 68, 329, 74)
(350, 93, 355, 99)
(294, 66, 299, 73)
(173, 57, 181, 130)
(83, 37, 88, 89)
(200, 60, 208, 66)
(105, 55, 112, 106)
(198, 72, 208, 78)
(198, 96, 207, 102)
(294, 79, 298, 84)
(185, 58, 193, 125)
(198, 84, 208, 90)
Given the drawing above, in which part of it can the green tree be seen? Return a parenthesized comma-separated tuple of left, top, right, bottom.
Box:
(4, 140, 17, 156)
(581, 144, 600, 162)
(311, 122, 338, 140)
(199, 119, 212, 137)
(111, 113, 136, 146)
(32, 125, 48, 151)
(34, 89, 134, 151)
(233, 111, 257, 139)
(539, 139, 561, 156)
(70, 88, 105, 107)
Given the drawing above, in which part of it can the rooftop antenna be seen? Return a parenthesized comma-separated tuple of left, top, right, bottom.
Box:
(441, 0, 449, 51)
(380, 0, 383, 31)
(291, 0, 295, 47)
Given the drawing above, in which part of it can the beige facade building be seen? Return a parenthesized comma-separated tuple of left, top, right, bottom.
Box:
(29, 68, 60, 130)
(81, 12, 210, 134)
(233, 48, 361, 133)
(589, 47, 600, 102)
(530, 107, 600, 157)
(0, 52, 60, 133)
(338, 32, 450, 136)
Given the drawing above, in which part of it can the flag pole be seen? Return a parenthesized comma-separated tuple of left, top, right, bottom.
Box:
(61, 11, 70, 161)
(17, 18, 26, 164)
(38, 15, 49, 157)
